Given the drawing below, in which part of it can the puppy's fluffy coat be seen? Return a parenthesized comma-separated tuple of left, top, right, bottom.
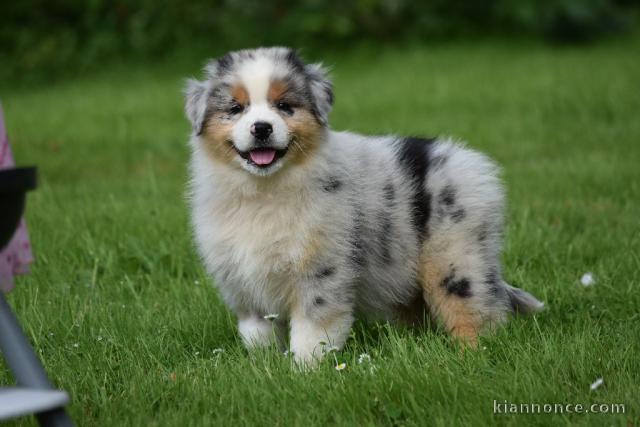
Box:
(184, 47, 543, 365)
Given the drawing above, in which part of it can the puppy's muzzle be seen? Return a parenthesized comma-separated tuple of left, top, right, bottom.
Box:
(251, 121, 273, 142)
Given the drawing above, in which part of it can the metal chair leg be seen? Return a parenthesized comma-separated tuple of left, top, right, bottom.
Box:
(0, 293, 73, 426)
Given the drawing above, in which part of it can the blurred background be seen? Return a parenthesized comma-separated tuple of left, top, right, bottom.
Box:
(1, 0, 639, 83)
(1, 2, 640, 425)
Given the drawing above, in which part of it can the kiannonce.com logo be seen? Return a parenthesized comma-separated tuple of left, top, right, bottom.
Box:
(493, 400, 626, 414)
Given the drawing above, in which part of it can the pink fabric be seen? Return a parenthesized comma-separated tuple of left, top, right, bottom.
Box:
(0, 103, 34, 293)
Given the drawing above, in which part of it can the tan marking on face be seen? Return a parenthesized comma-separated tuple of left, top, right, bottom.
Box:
(231, 84, 249, 105)
(201, 112, 237, 166)
(267, 80, 288, 103)
(418, 250, 480, 348)
(285, 109, 324, 166)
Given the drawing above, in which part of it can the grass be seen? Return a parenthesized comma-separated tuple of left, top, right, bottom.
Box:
(1, 36, 639, 426)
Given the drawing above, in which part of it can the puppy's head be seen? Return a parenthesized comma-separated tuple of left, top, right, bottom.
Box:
(185, 47, 333, 177)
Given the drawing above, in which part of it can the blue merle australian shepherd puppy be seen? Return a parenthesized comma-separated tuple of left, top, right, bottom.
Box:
(184, 47, 544, 366)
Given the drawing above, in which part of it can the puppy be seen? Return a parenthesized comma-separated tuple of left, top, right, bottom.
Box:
(184, 47, 544, 365)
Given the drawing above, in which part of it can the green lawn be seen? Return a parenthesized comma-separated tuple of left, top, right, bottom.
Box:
(1, 37, 639, 426)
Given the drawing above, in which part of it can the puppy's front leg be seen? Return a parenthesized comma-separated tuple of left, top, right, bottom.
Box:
(238, 314, 287, 350)
(290, 260, 357, 367)
(290, 301, 354, 367)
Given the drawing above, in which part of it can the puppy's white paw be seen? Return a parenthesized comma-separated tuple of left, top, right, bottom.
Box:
(238, 315, 281, 349)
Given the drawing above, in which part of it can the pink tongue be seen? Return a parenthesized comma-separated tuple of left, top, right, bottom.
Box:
(249, 149, 276, 165)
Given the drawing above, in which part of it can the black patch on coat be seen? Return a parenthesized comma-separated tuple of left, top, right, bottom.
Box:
(378, 213, 393, 264)
(441, 270, 472, 298)
(215, 53, 234, 75)
(485, 267, 503, 297)
(322, 177, 342, 193)
(430, 154, 448, 171)
(438, 185, 456, 206)
(383, 183, 396, 204)
(316, 266, 336, 278)
(436, 184, 466, 223)
(350, 207, 368, 268)
(477, 225, 489, 243)
(396, 137, 435, 239)
(313, 297, 326, 306)
(378, 184, 395, 265)
(451, 208, 466, 223)
(285, 49, 306, 72)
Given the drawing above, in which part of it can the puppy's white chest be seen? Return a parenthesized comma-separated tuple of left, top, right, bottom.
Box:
(221, 201, 309, 273)
(195, 191, 316, 310)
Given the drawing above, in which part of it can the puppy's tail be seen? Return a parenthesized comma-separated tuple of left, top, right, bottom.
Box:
(504, 283, 545, 315)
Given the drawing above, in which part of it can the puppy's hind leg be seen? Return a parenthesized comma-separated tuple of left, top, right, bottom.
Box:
(419, 237, 544, 346)
(419, 235, 511, 347)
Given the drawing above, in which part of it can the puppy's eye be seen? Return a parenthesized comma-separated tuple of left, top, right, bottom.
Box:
(276, 101, 293, 114)
(229, 104, 244, 115)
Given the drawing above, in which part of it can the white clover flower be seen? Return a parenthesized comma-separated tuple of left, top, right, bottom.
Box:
(335, 362, 347, 371)
(357, 353, 371, 364)
(263, 314, 279, 321)
(590, 378, 604, 391)
(581, 272, 595, 286)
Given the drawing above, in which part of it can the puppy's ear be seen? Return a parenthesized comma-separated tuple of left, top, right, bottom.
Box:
(305, 63, 333, 126)
(185, 55, 233, 135)
(184, 78, 208, 135)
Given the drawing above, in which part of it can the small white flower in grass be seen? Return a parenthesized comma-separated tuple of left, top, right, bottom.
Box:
(590, 377, 604, 391)
(48, 332, 54, 337)
(195, 351, 200, 356)
(357, 353, 371, 364)
(72, 343, 79, 348)
(335, 362, 347, 371)
(263, 314, 279, 321)
(581, 272, 595, 286)
(212, 348, 224, 355)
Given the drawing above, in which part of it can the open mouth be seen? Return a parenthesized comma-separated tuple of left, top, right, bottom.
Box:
(235, 147, 288, 168)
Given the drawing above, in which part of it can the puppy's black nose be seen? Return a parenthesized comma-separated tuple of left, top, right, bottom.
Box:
(251, 122, 273, 141)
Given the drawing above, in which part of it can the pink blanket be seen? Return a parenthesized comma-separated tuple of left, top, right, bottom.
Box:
(0, 103, 34, 293)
